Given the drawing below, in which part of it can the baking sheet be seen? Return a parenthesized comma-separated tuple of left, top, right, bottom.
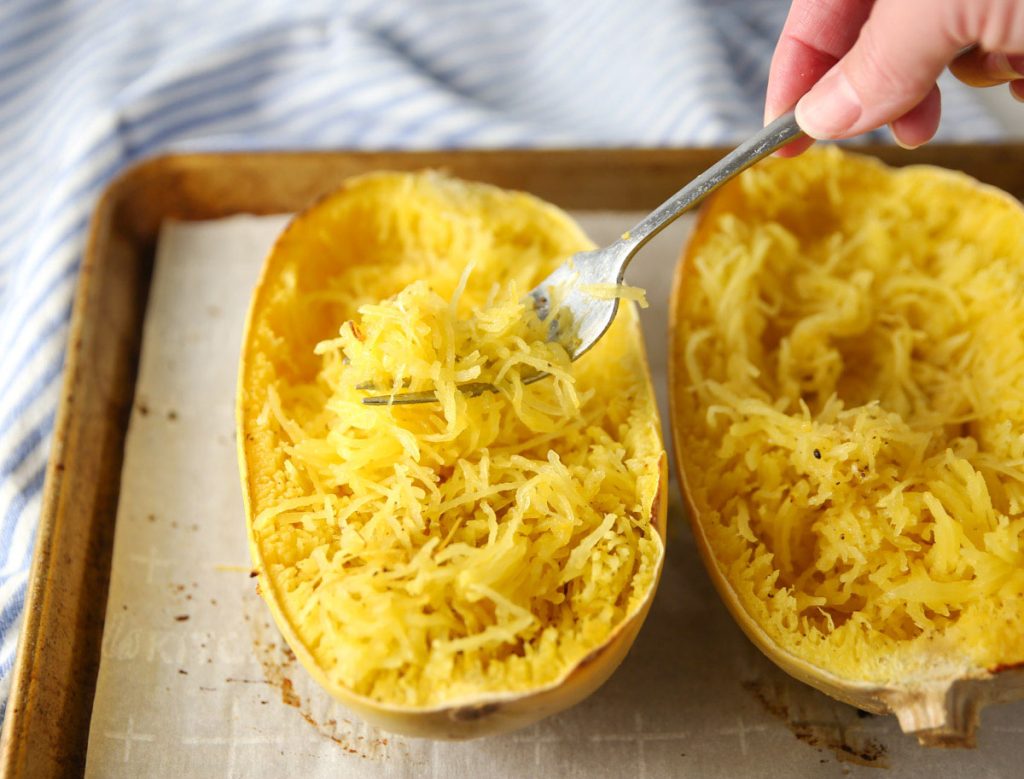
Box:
(84, 211, 1024, 778)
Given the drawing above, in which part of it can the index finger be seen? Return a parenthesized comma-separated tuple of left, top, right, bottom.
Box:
(766, 0, 876, 154)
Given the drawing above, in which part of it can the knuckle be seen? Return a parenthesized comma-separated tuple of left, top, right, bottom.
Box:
(950, 0, 1024, 52)
(979, 0, 1024, 51)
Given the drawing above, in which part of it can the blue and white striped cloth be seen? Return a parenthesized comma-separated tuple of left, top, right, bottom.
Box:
(0, 0, 1006, 722)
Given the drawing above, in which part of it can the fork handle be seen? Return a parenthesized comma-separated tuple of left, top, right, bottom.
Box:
(622, 111, 804, 252)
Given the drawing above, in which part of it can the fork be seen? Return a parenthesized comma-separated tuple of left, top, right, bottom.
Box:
(361, 111, 804, 406)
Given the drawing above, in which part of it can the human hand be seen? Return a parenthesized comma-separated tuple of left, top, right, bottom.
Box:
(765, 0, 1024, 155)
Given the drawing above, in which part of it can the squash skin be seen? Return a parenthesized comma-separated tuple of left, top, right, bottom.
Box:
(668, 148, 1024, 747)
(237, 173, 668, 739)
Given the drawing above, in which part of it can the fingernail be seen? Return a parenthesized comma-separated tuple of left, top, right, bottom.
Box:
(795, 68, 863, 139)
(890, 126, 921, 150)
(990, 53, 1024, 80)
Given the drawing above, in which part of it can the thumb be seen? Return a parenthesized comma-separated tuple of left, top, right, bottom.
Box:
(795, 0, 1022, 139)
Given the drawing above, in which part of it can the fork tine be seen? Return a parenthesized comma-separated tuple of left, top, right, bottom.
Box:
(361, 390, 443, 406)
(361, 381, 500, 406)
(359, 372, 550, 405)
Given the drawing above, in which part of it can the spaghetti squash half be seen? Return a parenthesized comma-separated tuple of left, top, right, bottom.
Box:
(238, 172, 666, 738)
(670, 146, 1024, 745)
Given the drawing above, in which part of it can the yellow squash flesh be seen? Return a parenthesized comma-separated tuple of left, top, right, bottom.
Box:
(238, 172, 667, 739)
(670, 147, 1024, 747)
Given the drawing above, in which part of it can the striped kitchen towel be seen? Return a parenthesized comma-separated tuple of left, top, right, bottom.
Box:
(0, 0, 1007, 721)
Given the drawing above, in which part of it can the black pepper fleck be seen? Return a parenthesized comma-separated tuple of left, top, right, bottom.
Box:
(813, 449, 822, 459)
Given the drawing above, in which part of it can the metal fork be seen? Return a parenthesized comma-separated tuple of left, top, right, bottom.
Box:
(362, 111, 804, 406)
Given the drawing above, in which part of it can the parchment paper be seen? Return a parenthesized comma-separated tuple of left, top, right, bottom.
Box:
(84, 212, 1024, 778)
